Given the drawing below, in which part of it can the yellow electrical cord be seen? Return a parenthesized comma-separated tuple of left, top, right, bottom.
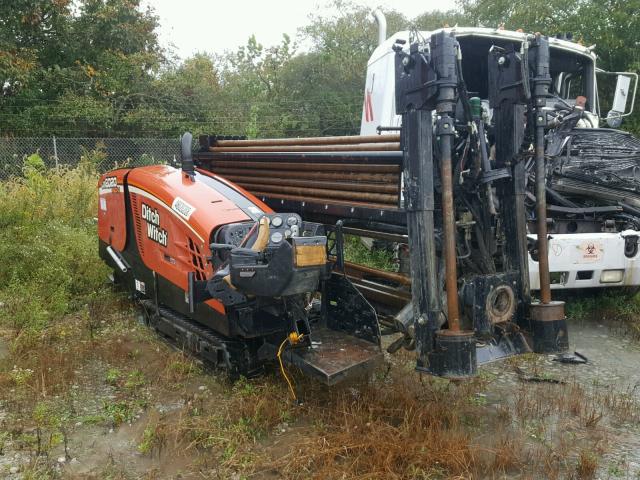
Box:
(277, 332, 304, 401)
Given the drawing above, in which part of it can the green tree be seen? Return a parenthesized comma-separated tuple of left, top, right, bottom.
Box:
(280, 1, 406, 136)
(218, 34, 296, 137)
(132, 54, 224, 136)
(413, 9, 470, 30)
(0, 0, 71, 74)
(1, 0, 163, 136)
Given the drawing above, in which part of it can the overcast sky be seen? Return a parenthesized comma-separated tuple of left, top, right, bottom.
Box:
(142, 0, 459, 59)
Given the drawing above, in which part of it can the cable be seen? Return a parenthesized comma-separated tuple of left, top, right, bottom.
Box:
(276, 332, 304, 402)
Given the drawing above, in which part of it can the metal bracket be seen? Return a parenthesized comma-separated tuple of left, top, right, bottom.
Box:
(435, 115, 455, 136)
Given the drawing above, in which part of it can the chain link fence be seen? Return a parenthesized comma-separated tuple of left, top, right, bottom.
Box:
(0, 137, 181, 179)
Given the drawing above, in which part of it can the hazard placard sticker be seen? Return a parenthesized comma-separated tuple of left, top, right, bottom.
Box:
(578, 241, 603, 263)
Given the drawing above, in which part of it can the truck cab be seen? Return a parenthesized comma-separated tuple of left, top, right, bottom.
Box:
(361, 28, 604, 135)
(360, 26, 640, 290)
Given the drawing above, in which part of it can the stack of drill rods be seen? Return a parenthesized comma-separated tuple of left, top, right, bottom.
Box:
(212, 161, 400, 206)
(204, 134, 402, 208)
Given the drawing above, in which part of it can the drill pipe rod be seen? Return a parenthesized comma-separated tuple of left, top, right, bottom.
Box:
(341, 260, 411, 285)
(211, 168, 399, 184)
(535, 124, 552, 304)
(248, 190, 397, 210)
(235, 182, 398, 204)
(440, 122, 461, 331)
(340, 226, 408, 244)
(210, 143, 400, 153)
(214, 134, 400, 147)
(346, 276, 411, 308)
(196, 151, 403, 162)
(206, 161, 400, 173)
(223, 175, 400, 194)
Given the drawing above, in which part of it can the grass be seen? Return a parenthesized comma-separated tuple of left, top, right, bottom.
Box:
(0, 155, 144, 473)
(0, 156, 109, 336)
(564, 289, 640, 338)
(124, 355, 640, 479)
(564, 290, 639, 320)
(343, 234, 397, 271)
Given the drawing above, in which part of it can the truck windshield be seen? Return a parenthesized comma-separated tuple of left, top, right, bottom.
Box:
(550, 53, 592, 106)
(457, 35, 595, 111)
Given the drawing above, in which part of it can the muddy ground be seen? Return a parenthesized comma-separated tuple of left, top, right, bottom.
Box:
(1, 308, 640, 479)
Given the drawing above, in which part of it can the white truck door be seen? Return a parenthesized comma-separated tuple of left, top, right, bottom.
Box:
(359, 45, 402, 136)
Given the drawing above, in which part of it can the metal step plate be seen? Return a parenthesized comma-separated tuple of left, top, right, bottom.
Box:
(282, 328, 383, 386)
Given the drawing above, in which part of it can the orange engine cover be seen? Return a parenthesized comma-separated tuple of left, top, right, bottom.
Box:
(110, 165, 271, 313)
(98, 169, 130, 252)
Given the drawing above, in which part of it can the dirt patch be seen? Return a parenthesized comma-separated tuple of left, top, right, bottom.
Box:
(0, 330, 9, 361)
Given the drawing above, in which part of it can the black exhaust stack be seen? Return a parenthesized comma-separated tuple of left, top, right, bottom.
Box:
(181, 132, 195, 177)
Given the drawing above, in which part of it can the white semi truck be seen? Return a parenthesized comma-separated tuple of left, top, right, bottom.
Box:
(361, 20, 640, 291)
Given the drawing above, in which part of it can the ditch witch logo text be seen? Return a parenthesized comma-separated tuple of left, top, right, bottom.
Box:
(141, 203, 168, 247)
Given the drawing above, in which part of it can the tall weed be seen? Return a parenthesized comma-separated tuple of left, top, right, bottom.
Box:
(0, 158, 108, 333)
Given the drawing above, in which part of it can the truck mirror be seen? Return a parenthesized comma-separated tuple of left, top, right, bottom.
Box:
(597, 71, 638, 126)
(612, 73, 632, 113)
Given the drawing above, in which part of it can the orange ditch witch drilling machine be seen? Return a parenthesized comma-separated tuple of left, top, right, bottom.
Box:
(98, 31, 570, 385)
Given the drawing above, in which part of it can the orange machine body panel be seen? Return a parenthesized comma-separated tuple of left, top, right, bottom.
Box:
(124, 165, 272, 313)
(98, 169, 130, 252)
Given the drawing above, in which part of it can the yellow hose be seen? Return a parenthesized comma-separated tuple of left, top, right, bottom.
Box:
(277, 332, 304, 401)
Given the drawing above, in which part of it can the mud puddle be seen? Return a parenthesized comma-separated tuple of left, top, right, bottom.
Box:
(484, 318, 640, 393)
(482, 317, 640, 477)
(61, 415, 166, 479)
(550, 318, 640, 388)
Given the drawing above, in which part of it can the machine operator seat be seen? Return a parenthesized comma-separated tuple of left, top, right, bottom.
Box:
(219, 216, 270, 290)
